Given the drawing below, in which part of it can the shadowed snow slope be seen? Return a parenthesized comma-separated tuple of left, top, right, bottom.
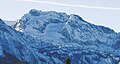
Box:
(0, 9, 120, 64)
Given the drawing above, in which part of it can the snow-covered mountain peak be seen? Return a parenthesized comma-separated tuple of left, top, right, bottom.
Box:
(14, 9, 71, 37)
(1, 9, 120, 64)
(14, 9, 117, 42)
(28, 9, 69, 21)
(29, 9, 42, 16)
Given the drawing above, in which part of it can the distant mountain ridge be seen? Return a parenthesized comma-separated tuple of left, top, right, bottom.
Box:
(0, 9, 120, 64)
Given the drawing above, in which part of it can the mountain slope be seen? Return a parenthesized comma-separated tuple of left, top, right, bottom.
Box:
(0, 18, 65, 64)
(0, 19, 42, 64)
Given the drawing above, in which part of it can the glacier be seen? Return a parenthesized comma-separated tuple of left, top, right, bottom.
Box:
(0, 9, 120, 64)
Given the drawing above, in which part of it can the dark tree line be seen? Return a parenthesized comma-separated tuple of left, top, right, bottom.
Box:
(66, 57, 71, 64)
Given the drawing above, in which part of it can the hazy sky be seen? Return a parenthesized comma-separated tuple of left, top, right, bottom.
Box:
(0, 0, 120, 32)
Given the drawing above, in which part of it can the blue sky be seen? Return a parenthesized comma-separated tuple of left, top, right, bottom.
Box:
(0, 0, 120, 32)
